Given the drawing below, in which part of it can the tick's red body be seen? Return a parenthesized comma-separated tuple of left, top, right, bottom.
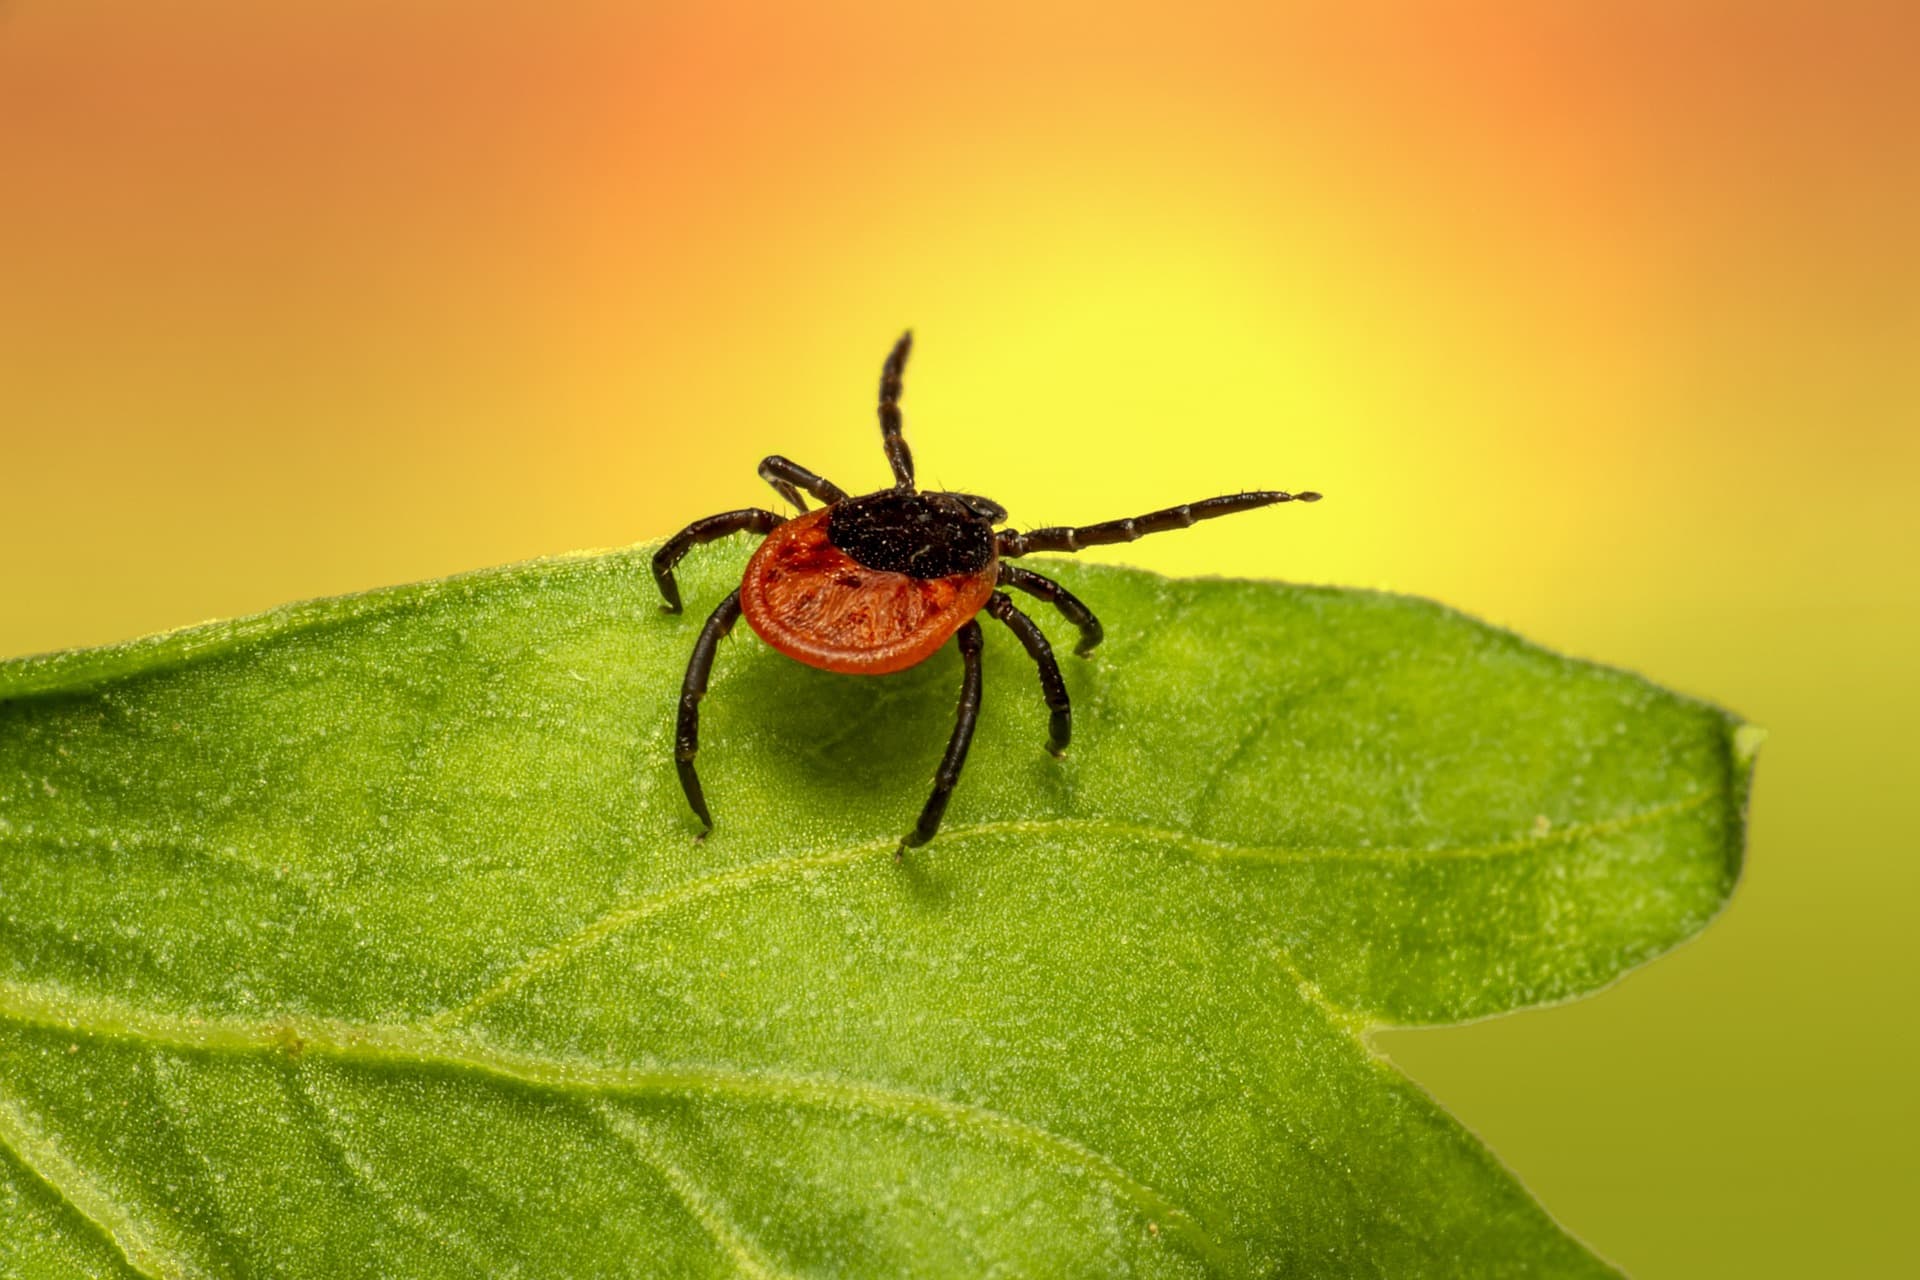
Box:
(652, 330, 1319, 852)
(741, 507, 998, 676)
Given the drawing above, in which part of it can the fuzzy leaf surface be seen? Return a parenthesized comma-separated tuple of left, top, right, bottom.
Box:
(0, 545, 1754, 1277)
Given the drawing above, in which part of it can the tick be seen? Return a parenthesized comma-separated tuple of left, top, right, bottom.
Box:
(652, 332, 1320, 852)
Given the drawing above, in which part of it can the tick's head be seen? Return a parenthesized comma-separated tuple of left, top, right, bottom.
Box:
(942, 492, 1009, 525)
(826, 489, 1000, 580)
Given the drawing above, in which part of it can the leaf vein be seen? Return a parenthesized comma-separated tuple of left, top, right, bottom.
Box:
(1273, 951, 1366, 1036)
(0, 979, 1212, 1263)
(0, 1077, 201, 1280)
(436, 790, 1716, 1029)
(288, 1067, 506, 1275)
(597, 1105, 796, 1280)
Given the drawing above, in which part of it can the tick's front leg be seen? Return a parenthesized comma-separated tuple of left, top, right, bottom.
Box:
(675, 589, 743, 833)
(651, 509, 782, 613)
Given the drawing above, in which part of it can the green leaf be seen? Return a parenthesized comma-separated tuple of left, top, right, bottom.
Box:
(0, 544, 1753, 1278)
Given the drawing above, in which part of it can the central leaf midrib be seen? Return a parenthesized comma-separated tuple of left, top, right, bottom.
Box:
(0, 977, 1209, 1260)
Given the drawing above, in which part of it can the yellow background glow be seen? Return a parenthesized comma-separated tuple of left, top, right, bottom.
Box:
(2, 3, 1914, 1273)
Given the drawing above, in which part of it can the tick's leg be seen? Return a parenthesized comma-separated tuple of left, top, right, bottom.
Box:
(651, 508, 783, 613)
(986, 592, 1070, 755)
(758, 455, 848, 513)
(996, 489, 1320, 557)
(675, 589, 743, 834)
(878, 330, 916, 491)
(901, 620, 984, 853)
(996, 563, 1104, 657)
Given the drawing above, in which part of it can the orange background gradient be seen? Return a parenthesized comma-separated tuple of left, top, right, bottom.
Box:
(2, 3, 1914, 1273)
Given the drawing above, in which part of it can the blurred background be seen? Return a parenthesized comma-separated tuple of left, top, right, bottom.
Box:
(2, 1, 1913, 1272)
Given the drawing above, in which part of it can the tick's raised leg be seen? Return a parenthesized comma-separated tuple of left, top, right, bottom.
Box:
(996, 563, 1104, 657)
(900, 620, 984, 854)
(986, 593, 1070, 756)
(651, 509, 783, 613)
(996, 489, 1320, 557)
(758, 455, 848, 513)
(675, 589, 743, 834)
(878, 331, 916, 491)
